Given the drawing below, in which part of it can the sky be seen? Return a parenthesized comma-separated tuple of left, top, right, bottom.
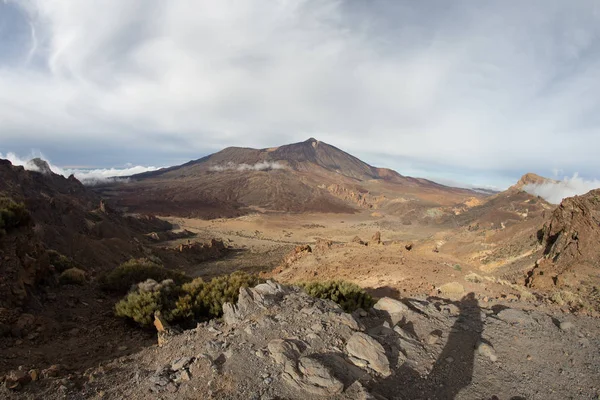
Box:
(1, 0, 600, 195)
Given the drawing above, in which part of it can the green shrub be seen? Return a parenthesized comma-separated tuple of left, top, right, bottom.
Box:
(453, 264, 462, 271)
(59, 268, 87, 285)
(101, 258, 190, 293)
(0, 198, 31, 235)
(47, 250, 78, 273)
(300, 280, 374, 312)
(174, 271, 264, 320)
(115, 271, 263, 327)
(115, 279, 182, 327)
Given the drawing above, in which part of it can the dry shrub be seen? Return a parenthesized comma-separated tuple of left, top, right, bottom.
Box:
(0, 198, 31, 236)
(115, 279, 182, 327)
(47, 250, 77, 273)
(300, 280, 374, 312)
(464, 273, 484, 283)
(59, 268, 87, 285)
(115, 271, 263, 328)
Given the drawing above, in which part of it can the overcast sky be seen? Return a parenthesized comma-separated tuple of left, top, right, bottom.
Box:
(1, 0, 600, 189)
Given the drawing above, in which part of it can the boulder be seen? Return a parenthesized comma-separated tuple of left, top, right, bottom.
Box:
(373, 297, 408, 324)
(224, 282, 287, 325)
(346, 332, 391, 376)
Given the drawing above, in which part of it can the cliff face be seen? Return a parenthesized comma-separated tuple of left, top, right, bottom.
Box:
(526, 189, 600, 299)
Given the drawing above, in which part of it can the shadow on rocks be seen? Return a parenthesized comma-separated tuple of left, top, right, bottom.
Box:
(371, 292, 483, 400)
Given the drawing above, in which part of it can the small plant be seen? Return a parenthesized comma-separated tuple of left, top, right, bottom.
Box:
(101, 258, 190, 293)
(47, 250, 78, 273)
(453, 264, 462, 271)
(300, 280, 374, 312)
(115, 279, 182, 327)
(59, 268, 87, 285)
(175, 271, 264, 320)
(0, 198, 31, 236)
(464, 272, 483, 283)
(115, 271, 263, 327)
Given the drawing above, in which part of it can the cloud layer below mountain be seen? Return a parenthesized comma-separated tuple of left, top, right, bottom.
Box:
(0, 151, 160, 184)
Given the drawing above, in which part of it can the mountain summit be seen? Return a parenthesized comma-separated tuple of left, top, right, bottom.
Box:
(101, 138, 482, 217)
(136, 138, 395, 182)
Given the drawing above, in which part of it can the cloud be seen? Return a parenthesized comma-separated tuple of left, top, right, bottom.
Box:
(209, 161, 285, 172)
(0, 151, 160, 184)
(0, 1, 599, 186)
(523, 174, 600, 204)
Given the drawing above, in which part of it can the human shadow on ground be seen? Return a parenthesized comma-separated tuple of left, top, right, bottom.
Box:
(371, 292, 484, 400)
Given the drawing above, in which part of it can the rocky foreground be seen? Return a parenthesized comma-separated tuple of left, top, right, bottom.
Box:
(3, 282, 600, 399)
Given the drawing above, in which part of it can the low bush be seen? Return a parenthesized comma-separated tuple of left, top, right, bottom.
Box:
(0, 198, 31, 236)
(300, 280, 374, 312)
(174, 271, 264, 321)
(59, 268, 87, 285)
(101, 258, 191, 293)
(115, 271, 263, 327)
(47, 250, 78, 273)
(115, 279, 182, 327)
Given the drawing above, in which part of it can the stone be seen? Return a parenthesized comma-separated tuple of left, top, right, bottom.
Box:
(477, 341, 498, 362)
(29, 369, 39, 381)
(405, 243, 413, 251)
(346, 332, 391, 376)
(373, 297, 408, 324)
(496, 309, 536, 327)
(374, 297, 408, 314)
(171, 356, 194, 371)
(559, 321, 575, 331)
(4, 369, 32, 390)
(268, 339, 301, 365)
(427, 331, 442, 345)
(295, 356, 344, 395)
(41, 364, 62, 378)
(352, 236, 366, 245)
(371, 231, 381, 245)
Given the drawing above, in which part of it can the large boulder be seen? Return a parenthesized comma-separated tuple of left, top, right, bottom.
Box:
(346, 332, 391, 377)
(373, 297, 408, 324)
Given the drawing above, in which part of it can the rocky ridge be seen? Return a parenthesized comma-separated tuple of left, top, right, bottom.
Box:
(5, 282, 599, 399)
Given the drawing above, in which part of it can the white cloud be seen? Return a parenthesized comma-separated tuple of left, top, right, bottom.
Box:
(0, 151, 160, 184)
(209, 161, 285, 172)
(0, 1, 599, 184)
(523, 174, 600, 204)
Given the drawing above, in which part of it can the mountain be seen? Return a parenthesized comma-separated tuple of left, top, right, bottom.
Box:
(99, 138, 485, 218)
(510, 172, 557, 190)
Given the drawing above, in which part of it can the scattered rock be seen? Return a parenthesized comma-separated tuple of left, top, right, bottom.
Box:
(371, 231, 381, 245)
(559, 321, 575, 331)
(405, 243, 413, 251)
(352, 236, 366, 245)
(41, 364, 62, 378)
(346, 332, 391, 376)
(477, 341, 498, 362)
(4, 369, 32, 390)
(29, 369, 39, 381)
(171, 356, 194, 371)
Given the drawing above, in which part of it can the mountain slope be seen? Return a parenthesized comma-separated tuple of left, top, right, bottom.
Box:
(99, 138, 484, 217)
